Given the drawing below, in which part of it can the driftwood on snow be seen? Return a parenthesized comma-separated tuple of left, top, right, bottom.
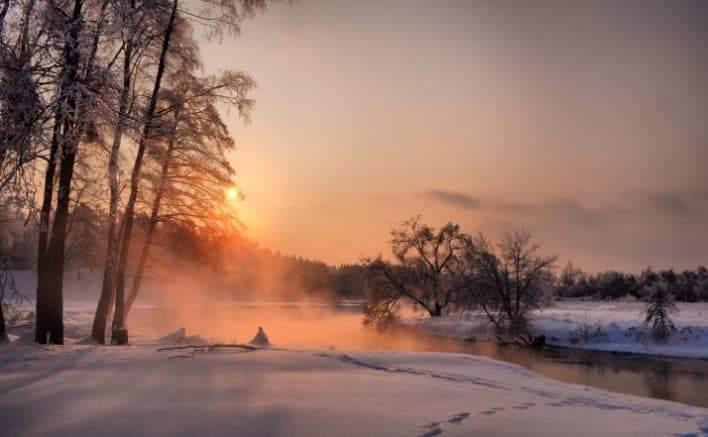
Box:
(157, 343, 261, 353)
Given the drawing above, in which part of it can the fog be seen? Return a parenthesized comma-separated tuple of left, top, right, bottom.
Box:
(128, 297, 450, 352)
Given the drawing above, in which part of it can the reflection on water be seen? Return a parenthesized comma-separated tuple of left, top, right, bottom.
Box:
(130, 303, 708, 408)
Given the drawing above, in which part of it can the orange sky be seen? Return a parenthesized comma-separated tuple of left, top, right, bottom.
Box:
(197, 0, 708, 272)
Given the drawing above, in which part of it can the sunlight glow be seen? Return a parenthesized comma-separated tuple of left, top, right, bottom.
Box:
(226, 186, 239, 202)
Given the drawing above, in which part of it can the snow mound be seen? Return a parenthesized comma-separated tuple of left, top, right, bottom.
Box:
(157, 327, 207, 345)
(250, 326, 269, 346)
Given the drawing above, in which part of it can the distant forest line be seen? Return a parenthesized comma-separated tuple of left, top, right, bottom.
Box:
(2, 208, 707, 304)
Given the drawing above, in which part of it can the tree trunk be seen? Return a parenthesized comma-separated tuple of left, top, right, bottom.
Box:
(34, 121, 61, 344)
(429, 304, 442, 317)
(112, 0, 178, 344)
(124, 112, 178, 323)
(35, 0, 84, 345)
(45, 113, 85, 345)
(0, 301, 8, 343)
(92, 28, 133, 344)
(122, 223, 153, 323)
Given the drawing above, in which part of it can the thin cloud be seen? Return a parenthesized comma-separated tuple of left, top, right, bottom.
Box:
(643, 192, 695, 217)
(422, 189, 481, 210)
(494, 198, 622, 227)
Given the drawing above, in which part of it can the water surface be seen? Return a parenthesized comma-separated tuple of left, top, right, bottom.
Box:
(131, 302, 708, 408)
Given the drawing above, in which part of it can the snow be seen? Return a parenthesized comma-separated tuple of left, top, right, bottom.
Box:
(537, 301, 708, 359)
(157, 327, 207, 345)
(409, 301, 708, 359)
(1, 341, 707, 436)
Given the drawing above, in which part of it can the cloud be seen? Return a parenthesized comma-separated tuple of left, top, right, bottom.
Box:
(421, 189, 481, 210)
(642, 192, 695, 217)
(488, 191, 708, 226)
(419, 188, 707, 225)
(493, 198, 624, 227)
(411, 188, 708, 271)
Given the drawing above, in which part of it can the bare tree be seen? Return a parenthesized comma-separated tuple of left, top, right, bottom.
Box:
(462, 230, 556, 335)
(91, 0, 165, 344)
(363, 217, 465, 327)
(0, 0, 45, 194)
(122, 68, 254, 322)
(110, 0, 269, 344)
(34, 0, 88, 344)
(110, 0, 179, 344)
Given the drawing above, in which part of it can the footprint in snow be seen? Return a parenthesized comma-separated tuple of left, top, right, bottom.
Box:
(480, 410, 497, 415)
(419, 422, 443, 437)
(448, 412, 471, 424)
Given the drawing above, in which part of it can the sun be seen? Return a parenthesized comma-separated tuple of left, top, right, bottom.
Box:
(225, 186, 239, 202)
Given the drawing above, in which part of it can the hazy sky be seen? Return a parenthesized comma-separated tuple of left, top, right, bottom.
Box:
(198, 0, 708, 272)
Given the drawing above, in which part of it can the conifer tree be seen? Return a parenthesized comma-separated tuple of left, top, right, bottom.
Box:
(644, 281, 677, 341)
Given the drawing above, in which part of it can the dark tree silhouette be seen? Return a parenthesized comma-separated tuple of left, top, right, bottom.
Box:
(462, 230, 556, 335)
(363, 217, 465, 326)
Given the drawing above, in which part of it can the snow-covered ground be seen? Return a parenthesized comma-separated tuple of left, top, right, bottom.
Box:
(409, 301, 708, 359)
(1, 340, 707, 436)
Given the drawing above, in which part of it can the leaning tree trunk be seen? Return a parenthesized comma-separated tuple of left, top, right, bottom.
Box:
(112, 0, 178, 344)
(35, 0, 84, 345)
(123, 113, 178, 323)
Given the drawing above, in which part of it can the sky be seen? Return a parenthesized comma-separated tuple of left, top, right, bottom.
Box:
(197, 0, 708, 272)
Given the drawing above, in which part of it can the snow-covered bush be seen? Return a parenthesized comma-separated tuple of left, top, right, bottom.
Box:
(568, 313, 607, 344)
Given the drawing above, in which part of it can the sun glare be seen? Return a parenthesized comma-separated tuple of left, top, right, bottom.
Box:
(226, 186, 239, 201)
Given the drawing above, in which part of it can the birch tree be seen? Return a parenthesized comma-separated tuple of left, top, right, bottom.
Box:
(109, 0, 268, 344)
(91, 0, 166, 343)
(123, 69, 254, 322)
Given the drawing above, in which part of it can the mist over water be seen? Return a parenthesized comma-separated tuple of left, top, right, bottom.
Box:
(130, 302, 445, 351)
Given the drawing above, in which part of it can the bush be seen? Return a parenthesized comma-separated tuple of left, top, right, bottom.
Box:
(568, 313, 607, 344)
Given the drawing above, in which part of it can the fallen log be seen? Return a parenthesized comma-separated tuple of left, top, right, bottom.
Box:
(157, 343, 260, 352)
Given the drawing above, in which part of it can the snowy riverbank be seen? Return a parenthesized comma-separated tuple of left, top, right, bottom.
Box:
(1, 341, 707, 436)
(409, 301, 708, 359)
